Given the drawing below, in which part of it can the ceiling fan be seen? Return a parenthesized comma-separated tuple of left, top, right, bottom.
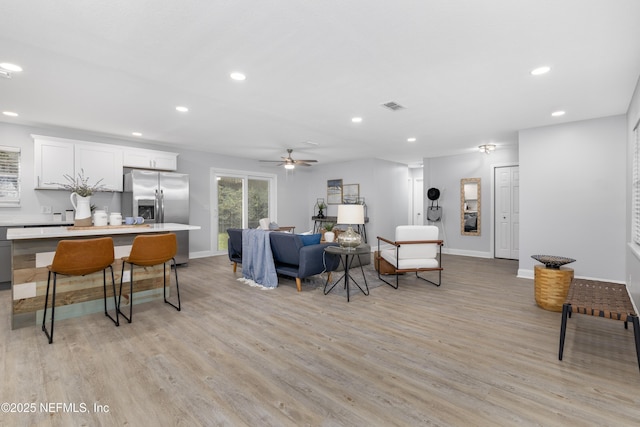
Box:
(259, 149, 317, 169)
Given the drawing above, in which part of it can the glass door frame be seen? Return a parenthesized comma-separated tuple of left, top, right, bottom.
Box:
(210, 168, 277, 255)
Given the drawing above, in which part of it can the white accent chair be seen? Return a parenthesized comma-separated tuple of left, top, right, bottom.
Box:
(376, 225, 444, 288)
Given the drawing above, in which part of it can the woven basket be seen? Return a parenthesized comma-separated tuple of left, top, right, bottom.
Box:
(534, 265, 574, 311)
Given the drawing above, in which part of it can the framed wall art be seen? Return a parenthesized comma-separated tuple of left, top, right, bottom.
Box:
(342, 184, 359, 204)
(327, 179, 343, 204)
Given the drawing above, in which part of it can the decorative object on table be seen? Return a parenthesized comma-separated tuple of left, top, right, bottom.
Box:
(337, 204, 365, 248)
(531, 254, 576, 311)
(109, 212, 122, 226)
(327, 178, 343, 204)
(323, 222, 335, 242)
(342, 184, 359, 204)
(57, 169, 106, 227)
(531, 254, 576, 269)
(357, 197, 368, 218)
(93, 209, 108, 226)
(315, 199, 326, 218)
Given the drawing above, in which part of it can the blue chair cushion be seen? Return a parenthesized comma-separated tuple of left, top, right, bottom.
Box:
(299, 233, 322, 246)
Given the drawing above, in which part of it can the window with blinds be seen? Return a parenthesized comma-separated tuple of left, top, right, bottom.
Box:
(0, 146, 20, 206)
(634, 119, 640, 244)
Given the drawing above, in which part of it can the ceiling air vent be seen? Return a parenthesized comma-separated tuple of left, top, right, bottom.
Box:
(381, 101, 405, 111)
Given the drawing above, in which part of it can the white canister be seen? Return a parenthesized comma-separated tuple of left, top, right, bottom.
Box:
(109, 212, 123, 226)
(93, 210, 108, 227)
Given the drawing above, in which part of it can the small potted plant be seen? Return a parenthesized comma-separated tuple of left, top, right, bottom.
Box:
(323, 222, 335, 242)
(56, 169, 106, 226)
(317, 201, 326, 218)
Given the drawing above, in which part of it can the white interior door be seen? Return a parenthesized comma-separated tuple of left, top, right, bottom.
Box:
(413, 178, 424, 225)
(495, 166, 520, 259)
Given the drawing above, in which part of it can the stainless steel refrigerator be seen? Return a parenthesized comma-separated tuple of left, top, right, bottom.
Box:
(122, 170, 190, 264)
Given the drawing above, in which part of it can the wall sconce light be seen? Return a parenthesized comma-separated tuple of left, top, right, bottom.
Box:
(478, 144, 496, 154)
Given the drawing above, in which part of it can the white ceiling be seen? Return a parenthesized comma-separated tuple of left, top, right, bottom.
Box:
(1, 0, 640, 167)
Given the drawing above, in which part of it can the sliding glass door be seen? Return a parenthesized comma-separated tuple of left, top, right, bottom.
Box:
(213, 170, 276, 252)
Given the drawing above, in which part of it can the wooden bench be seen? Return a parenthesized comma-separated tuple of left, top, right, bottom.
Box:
(559, 279, 640, 372)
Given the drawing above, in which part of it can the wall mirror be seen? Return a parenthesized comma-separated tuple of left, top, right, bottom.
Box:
(460, 178, 481, 236)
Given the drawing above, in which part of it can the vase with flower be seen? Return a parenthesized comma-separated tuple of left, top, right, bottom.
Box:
(57, 169, 106, 226)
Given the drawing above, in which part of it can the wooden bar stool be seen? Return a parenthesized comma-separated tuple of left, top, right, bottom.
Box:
(42, 237, 119, 344)
(118, 233, 180, 323)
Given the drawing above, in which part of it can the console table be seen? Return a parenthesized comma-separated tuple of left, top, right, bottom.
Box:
(312, 216, 369, 243)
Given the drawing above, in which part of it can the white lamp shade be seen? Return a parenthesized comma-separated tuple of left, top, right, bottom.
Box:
(337, 204, 365, 225)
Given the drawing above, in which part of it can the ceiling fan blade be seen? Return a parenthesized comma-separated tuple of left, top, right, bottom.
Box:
(294, 159, 317, 163)
(259, 160, 283, 163)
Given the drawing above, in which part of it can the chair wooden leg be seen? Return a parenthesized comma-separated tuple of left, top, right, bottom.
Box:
(233, 262, 237, 273)
(296, 277, 302, 292)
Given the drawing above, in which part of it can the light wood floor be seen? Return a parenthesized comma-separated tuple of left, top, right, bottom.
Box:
(1, 254, 639, 426)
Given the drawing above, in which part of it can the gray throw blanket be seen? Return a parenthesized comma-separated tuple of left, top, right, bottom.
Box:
(240, 229, 278, 288)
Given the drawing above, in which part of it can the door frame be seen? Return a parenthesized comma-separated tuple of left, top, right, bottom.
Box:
(210, 168, 277, 255)
(490, 162, 519, 259)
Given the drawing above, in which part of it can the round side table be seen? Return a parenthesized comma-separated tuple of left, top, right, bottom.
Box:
(534, 265, 574, 312)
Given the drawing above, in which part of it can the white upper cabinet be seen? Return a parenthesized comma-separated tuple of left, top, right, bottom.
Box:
(33, 135, 124, 191)
(75, 143, 124, 191)
(33, 135, 75, 189)
(123, 148, 178, 171)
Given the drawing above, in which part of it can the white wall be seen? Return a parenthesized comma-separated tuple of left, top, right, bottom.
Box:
(626, 74, 640, 306)
(519, 115, 627, 282)
(423, 146, 519, 257)
(302, 158, 409, 248)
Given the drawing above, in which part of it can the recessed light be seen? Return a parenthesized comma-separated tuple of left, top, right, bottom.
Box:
(176, 106, 189, 113)
(407, 137, 417, 142)
(2, 111, 18, 117)
(132, 132, 142, 137)
(551, 110, 565, 117)
(230, 72, 246, 81)
(351, 117, 362, 123)
(531, 66, 551, 76)
(0, 63, 23, 72)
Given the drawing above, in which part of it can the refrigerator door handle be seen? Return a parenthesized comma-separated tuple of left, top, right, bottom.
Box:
(155, 189, 160, 223)
(160, 189, 165, 223)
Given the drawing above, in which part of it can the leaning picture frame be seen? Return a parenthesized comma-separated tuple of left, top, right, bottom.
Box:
(327, 179, 343, 204)
(342, 184, 359, 204)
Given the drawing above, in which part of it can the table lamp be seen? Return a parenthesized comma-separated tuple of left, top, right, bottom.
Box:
(337, 204, 365, 248)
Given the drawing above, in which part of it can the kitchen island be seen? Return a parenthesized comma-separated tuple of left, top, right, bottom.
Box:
(6, 223, 200, 329)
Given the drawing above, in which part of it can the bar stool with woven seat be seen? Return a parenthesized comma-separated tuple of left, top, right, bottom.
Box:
(118, 233, 181, 323)
(42, 237, 119, 344)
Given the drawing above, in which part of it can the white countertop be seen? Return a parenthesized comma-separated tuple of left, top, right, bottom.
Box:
(6, 223, 201, 240)
(0, 215, 74, 227)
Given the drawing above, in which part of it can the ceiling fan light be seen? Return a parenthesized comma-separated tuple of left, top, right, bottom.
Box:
(284, 163, 295, 170)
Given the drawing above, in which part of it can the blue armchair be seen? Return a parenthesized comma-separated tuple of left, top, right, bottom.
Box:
(269, 232, 340, 291)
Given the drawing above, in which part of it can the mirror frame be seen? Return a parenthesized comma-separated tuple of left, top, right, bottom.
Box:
(460, 178, 481, 236)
